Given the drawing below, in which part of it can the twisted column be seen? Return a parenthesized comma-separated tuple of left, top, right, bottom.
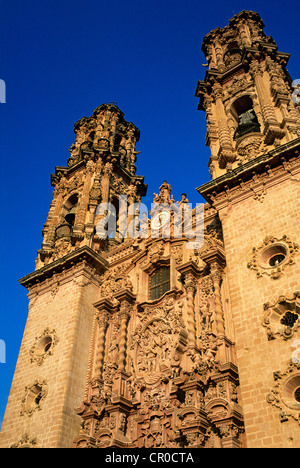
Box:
(117, 306, 131, 372)
(185, 273, 197, 347)
(249, 59, 284, 143)
(92, 298, 116, 380)
(210, 263, 225, 337)
(114, 289, 136, 373)
(177, 261, 201, 349)
(93, 311, 109, 379)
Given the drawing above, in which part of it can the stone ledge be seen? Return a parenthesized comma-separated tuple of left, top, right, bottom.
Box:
(19, 245, 109, 288)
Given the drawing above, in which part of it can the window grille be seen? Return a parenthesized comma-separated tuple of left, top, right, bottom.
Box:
(149, 267, 170, 300)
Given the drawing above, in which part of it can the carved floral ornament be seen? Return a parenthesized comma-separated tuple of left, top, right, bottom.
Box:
(29, 328, 59, 366)
(247, 235, 299, 279)
(10, 433, 37, 449)
(262, 292, 300, 341)
(99, 262, 133, 301)
(20, 379, 48, 417)
(266, 360, 300, 424)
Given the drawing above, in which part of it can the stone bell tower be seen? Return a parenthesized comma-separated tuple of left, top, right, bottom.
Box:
(0, 104, 147, 448)
(196, 11, 300, 448)
(38, 103, 147, 264)
(196, 10, 300, 179)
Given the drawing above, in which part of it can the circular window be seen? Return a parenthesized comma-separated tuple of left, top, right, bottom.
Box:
(295, 387, 300, 403)
(259, 244, 287, 269)
(281, 374, 300, 410)
(248, 235, 298, 279)
(269, 253, 286, 267)
(30, 329, 59, 365)
(280, 310, 299, 328)
(37, 336, 53, 355)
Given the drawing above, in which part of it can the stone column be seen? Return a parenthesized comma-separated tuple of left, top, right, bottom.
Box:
(93, 312, 109, 379)
(185, 273, 197, 348)
(177, 261, 201, 349)
(42, 186, 65, 249)
(117, 307, 131, 372)
(113, 289, 136, 399)
(249, 59, 284, 144)
(73, 161, 94, 245)
(94, 160, 113, 242)
(201, 250, 227, 362)
(92, 298, 115, 379)
(210, 262, 225, 337)
(101, 161, 113, 205)
(212, 83, 235, 168)
(114, 289, 136, 372)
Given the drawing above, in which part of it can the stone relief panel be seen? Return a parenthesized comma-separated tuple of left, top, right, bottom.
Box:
(73, 225, 243, 448)
(130, 296, 187, 386)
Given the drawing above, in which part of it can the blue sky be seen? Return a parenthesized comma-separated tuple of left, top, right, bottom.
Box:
(0, 0, 299, 428)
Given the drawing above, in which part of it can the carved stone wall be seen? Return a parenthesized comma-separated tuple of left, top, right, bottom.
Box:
(72, 206, 245, 449)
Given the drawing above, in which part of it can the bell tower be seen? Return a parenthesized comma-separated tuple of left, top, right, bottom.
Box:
(0, 104, 147, 449)
(196, 11, 300, 448)
(196, 10, 300, 178)
(38, 103, 147, 268)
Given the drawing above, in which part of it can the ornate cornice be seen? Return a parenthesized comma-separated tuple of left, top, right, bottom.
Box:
(196, 138, 300, 207)
(19, 245, 109, 289)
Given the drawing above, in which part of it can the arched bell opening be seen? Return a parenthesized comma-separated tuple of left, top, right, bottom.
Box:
(231, 95, 261, 140)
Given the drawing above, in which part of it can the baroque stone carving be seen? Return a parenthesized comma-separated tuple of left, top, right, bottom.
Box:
(10, 433, 37, 449)
(262, 292, 300, 341)
(20, 380, 48, 417)
(29, 328, 59, 365)
(131, 296, 186, 385)
(266, 360, 300, 424)
(247, 235, 299, 279)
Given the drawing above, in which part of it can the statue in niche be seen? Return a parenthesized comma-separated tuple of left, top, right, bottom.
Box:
(200, 303, 213, 333)
(107, 337, 119, 367)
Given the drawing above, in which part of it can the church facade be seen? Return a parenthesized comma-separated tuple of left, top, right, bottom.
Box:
(0, 10, 299, 448)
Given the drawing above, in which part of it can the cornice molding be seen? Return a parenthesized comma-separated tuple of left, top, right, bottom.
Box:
(196, 138, 300, 207)
(19, 245, 109, 289)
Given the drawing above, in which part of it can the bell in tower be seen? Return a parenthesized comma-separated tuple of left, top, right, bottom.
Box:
(65, 205, 76, 226)
(195, 10, 300, 178)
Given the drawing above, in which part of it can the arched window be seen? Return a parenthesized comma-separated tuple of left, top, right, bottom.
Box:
(149, 266, 170, 300)
(64, 194, 78, 226)
(231, 95, 260, 139)
(223, 41, 242, 67)
(55, 194, 78, 240)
